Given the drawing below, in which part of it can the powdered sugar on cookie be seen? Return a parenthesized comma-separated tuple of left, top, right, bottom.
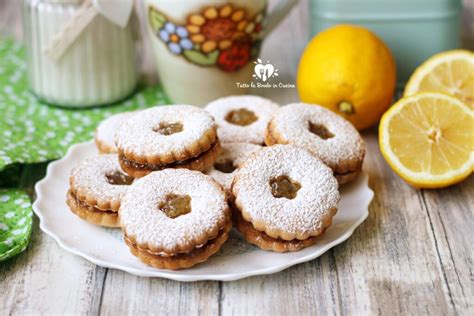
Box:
(70, 154, 132, 210)
(206, 142, 262, 191)
(95, 112, 136, 153)
(232, 145, 340, 240)
(267, 103, 365, 173)
(120, 169, 229, 254)
(205, 95, 279, 144)
(115, 105, 216, 160)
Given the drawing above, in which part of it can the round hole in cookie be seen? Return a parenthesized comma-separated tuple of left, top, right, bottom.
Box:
(105, 171, 134, 185)
(214, 159, 236, 174)
(153, 122, 183, 135)
(269, 175, 301, 199)
(225, 108, 258, 126)
(158, 194, 192, 219)
(308, 121, 334, 140)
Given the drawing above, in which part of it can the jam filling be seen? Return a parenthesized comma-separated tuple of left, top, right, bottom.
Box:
(69, 191, 116, 214)
(120, 141, 217, 171)
(158, 194, 192, 219)
(235, 211, 318, 245)
(105, 171, 134, 185)
(335, 170, 357, 177)
(214, 159, 236, 173)
(153, 122, 183, 135)
(309, 122, 334, 139)
(270, 175, 301, 199)
(225, 108, 258, 126)
(124, 223, 229, 259)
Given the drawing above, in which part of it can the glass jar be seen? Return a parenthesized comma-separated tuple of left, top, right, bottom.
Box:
(22, 0, 138, 107)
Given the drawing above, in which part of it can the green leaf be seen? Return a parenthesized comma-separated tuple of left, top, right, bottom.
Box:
(183, 50, 219, 66)
(251, 41, 262, 58)
(149, 7, 166, 32)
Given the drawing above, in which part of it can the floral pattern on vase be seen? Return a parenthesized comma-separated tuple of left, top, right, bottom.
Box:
(148, 4, 264, 72)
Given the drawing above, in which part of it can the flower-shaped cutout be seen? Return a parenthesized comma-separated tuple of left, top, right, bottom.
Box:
(159, 22, 194, 55)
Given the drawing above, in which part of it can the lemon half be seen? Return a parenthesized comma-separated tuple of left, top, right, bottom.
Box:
(379, 93, 473, 188)
(404, 50, 474, 110)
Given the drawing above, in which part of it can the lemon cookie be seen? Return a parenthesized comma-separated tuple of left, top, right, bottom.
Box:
(120, 169, 231, 270)
(67, 154, 134, 227)
(115, 105, 220, 178)
(205, 95, 279, 144)
(266, 103, 365, 184)
(232, 145, 339, 252)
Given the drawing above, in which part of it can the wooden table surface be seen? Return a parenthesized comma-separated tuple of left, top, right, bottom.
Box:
(1, 1, 472, 315)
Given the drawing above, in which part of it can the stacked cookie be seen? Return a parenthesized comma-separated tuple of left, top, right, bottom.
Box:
(232, 145, 339, 252)
(67, 154, 132, 228)
(120, 169, 231, 270)
(67, 96, 365, 270)
(115, 106, 220, 178)
(266, 103, 365, 184)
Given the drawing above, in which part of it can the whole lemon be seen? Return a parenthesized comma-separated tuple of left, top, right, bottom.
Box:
(297, 24, 397, 130)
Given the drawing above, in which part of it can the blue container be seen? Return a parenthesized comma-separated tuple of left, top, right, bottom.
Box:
(309, 0, 462, 86)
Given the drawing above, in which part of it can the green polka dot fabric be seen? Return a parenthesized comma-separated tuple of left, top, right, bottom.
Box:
(0, 39, 169, 172)
(0, 38, 169, 260)
(0, 189, 33, 261)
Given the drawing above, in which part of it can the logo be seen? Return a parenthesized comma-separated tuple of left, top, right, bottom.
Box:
(236, 59, 295, 89)
(252, 59, 279, 82)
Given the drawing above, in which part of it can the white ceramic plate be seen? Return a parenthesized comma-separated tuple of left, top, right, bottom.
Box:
(33, 141, 373, 281)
